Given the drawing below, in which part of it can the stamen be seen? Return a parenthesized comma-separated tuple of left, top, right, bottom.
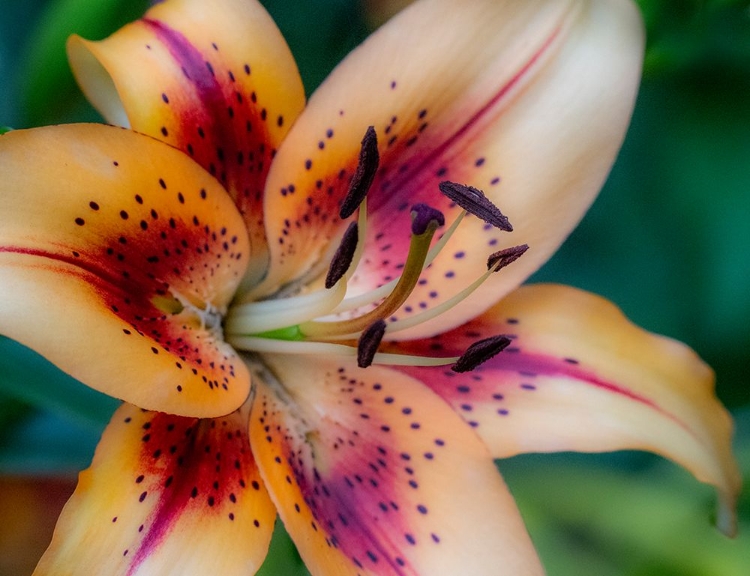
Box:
(279, 199, 369, 296)
(226, 208, 367, 336)
(384, 241, 528, 334)
(340, 126, 379, 219)
(357, 319, 386, 368)
(439, 181, 512, 231)
(228, 335, 459, 367)
(229, 336, 358, 357)
(325, 222, 359, 288)
(451, 335, 511, 373)
(487, 244, 529, 271)
(224, 281, 346, 335)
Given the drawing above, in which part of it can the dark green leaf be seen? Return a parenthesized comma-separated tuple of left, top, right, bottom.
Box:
(18, 0, 149, 126)
(0, 336, 118, 429)
(0, 407, 102, 474)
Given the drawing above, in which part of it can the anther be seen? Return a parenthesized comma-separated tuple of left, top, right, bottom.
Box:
(487, 244, 529, 271)
(357, 319, 387, 368)
(340, 126, 379, 219)
(411, 203, 445, 235)
(325, 222, 359, 288)
(438, 181, 512, 231)
(451, 335, 511, 373)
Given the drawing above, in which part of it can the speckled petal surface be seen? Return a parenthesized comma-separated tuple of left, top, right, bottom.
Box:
(391, 284, 742, 536)
(34, 402, 276, 576)
(249, 354, 543, 576)
(68, 0, 305, 288)
(256, 0, 643, 334)
(0, 125, 250, 417)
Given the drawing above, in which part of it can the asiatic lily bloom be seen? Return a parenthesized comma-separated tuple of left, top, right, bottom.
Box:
(0, 0, 740, 573)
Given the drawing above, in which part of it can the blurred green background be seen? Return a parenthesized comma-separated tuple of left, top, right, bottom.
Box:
(0, 0, 748, 574)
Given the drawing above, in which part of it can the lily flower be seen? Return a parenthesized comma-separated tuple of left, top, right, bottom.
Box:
(0, 0, 740, 574)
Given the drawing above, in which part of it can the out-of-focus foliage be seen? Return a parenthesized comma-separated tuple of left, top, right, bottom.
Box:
(503, 417, 750, 576)
(0, 477, 77, 576)
(14, 0, 150, 126)
(637, 0, 750, 74)
(0, 0, 748, 574)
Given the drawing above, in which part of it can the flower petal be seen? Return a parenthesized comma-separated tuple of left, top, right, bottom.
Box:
(248, 354, 543, 575)
(0, 124, 250, 417)
(68, 0, 306, 288)
(35, 403, 276, 576)
(391, 284, 741, 536)
(256, 0, 643, 327)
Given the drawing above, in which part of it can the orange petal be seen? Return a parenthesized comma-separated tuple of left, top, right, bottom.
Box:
(35, 403, 276, 575)
(0, 124, 250, 417)
(255, 0, 643, 319)
(249, 354, 543, 575)
(68, 0, 306, 288)
(391, 284, 741, 536)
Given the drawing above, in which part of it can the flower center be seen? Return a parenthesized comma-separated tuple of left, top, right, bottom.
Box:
(153, 290, 225, 334)
(224, 127, 526, 372)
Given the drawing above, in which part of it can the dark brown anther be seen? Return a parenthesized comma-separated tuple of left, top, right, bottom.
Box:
(410, 203, 445, 235)
(487, 244, 529, 271)
(357, 319, 387, 368)
(438, 181, 512, 231)
(325, 222, 359, 289)
(340, 126, 379, 219)
(451, 335, 511, 373)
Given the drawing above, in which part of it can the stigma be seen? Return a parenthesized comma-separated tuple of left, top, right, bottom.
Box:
(224, 127, 526, 372)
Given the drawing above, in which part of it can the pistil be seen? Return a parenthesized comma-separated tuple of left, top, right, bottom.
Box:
(225, 126, 526, 374)
(298, 203, 445, 339)
(331, 208, 464, 314)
